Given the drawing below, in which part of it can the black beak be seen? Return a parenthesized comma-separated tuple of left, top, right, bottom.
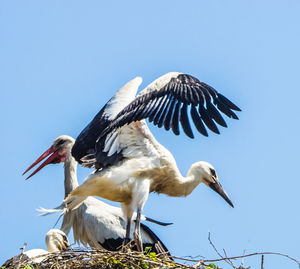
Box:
(209, 181, 234, 208)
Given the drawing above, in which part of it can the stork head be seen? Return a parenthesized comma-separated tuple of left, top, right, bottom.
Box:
(45, 229, 70, 252)
(23, 135, 75, 180)
(189, 161, 234, 208)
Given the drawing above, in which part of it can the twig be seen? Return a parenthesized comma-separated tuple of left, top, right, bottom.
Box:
(20, 242, 27, 254)
(208, 232, 233, 267)
(223, 248, 236, 269)
(173, 251, 300, 266)
(204, 252, 300, 265)
(182, 255, 205, 260)
(16, 243, 28, 269)
(7, 245, 300, 269)
(240, 249, 247, 267)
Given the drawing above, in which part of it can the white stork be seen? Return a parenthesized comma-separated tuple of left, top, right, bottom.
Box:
(63, 72, 241, 251)
(23, 135, 171, 253)
(2, 229, 69, 266)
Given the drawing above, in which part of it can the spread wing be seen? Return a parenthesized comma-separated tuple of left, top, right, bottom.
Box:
(100, 72, 241, 139)
(71, 77, 142, 166)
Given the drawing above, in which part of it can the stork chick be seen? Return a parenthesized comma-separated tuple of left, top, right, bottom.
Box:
(2, 229, 69, 267)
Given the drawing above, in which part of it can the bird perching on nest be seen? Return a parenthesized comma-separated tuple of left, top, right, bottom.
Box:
(65, 72, 240, 251)
(60, 72, 241, 251)
(23, 135, 171, 254)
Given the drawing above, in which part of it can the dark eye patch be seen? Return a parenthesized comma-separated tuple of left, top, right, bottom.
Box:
(57, 139, 65, 146)
(209, 168, 216, 177)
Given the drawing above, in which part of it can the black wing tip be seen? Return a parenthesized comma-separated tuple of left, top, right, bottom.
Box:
(99, 73, 241, 142)
(145, 217, 173, 226)
(173, 130, 180, 136)
(162, 222, 173, 226)
(230, 105, 241, 112)
(217, 93, 241, 111)
(209, 125, 220, 134)
(230, 114, 239, 120)
(183, 130, 194, 138)
(214, 129, 220, 135)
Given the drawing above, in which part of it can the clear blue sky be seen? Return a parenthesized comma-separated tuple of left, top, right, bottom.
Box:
(1, 1, 300, 268)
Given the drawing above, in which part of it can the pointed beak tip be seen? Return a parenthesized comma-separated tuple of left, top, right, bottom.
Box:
(224, 197, 234, 208)
(209, 181, 234, 208)
(24, 174, 33, 180)
(22, 146, 57, 180)
(225, 197, 234, 208)
(22, 167, 31, 176)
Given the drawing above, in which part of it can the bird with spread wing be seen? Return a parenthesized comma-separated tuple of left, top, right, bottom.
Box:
(57, 72, 240, 251)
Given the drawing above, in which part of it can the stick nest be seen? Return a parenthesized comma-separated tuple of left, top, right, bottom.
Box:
(3, 248, 203, 269)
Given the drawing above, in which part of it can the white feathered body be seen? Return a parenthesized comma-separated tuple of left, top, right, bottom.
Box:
(67, 120, 204, 211)
(62, 196, 154, 248)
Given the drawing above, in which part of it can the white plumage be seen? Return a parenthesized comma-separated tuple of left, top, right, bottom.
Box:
(24, 135, 170, 253)
(2, 229, 69, 266)
(67, 72, 240, 250)
(45, 228, 70, 253)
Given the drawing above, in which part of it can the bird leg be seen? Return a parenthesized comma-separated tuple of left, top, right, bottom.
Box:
(131, 179, 151, 252)
(121, 203, 134, 248)
(133, 208, 143, 252)
(124, 218, 131, 246)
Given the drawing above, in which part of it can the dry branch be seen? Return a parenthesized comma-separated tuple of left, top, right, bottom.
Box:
(3, 234, 300, 269)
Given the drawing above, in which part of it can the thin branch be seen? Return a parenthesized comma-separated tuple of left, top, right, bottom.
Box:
(173, 252, 300, 266)
(240, 249, 247, 267)
(208, 232, 233, 267)
(223, 248, 236, 269)
(204, 252, 300, 265)
(20, 242, 27, 254)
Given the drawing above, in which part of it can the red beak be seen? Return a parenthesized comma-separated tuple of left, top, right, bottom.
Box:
(23, 146, 60, 180)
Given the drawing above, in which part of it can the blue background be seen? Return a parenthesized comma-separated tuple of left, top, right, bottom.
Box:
(1, 1, 300, 268)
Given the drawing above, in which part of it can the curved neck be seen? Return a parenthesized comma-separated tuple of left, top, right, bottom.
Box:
(168, 165, 203, 197)
(64, 155, 79, 198)
(183, 171, 203, 196)
(151, 164, 203, 197)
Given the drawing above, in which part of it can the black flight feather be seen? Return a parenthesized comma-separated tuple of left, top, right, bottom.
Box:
(198, 106, 220, 134)
(157, 95, 173, 128)
(180, 103, 194, 138)
(84, 73, 242, 169)
(171, 101, 181, 135)
(164, 98, 177, 131)
(191, 105, 208, 137)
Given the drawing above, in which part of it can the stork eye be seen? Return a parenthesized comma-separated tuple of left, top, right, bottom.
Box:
(209, 168, 216, 177)
(57, 140, 65, 146)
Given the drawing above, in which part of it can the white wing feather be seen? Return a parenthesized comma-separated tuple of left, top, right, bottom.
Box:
(104, 77, 142, 120)
(138, 72, 181, 96)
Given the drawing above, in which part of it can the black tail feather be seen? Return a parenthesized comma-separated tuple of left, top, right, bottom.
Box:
(145, 217, 173, 226)
(140, 223, 172, 258)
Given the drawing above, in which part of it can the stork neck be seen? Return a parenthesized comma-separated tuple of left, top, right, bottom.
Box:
(183, 172, 202, 196)
(64, 155, 79, 198)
